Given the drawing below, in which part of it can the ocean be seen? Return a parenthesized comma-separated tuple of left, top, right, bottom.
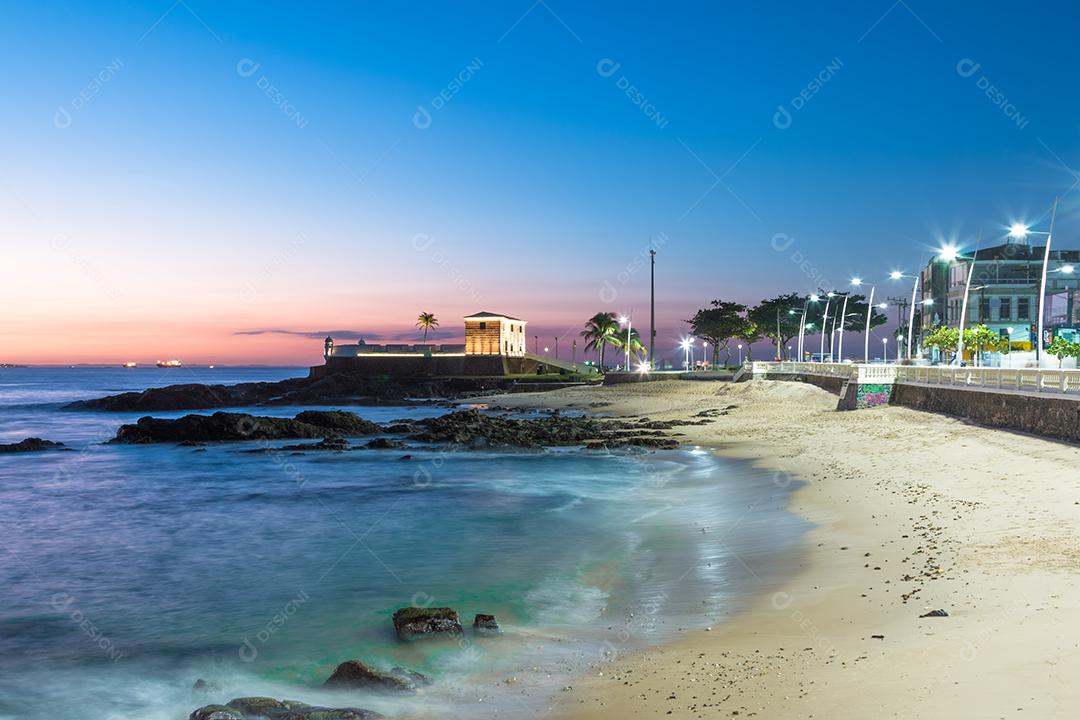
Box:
(0, 367, 808, 719)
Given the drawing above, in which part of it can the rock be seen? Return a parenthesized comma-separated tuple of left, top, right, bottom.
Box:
(392, 607, 463, 639)
(365, 437, 406, 449)
(410, 409, 684, 449)
(278, 437, 351, 452)
(398, 454, 413, 460)
(293, 411, 383, 435)
(324, 660, 414, 693)
(192, 678, 221, 693)
(920, 609, 949, 618)
(473, 613, 500, 635)
(110, 411, 380, 444)
(189, 697, 384, 720)
(389, 666, 433, 687)
(0, 437, 65, 453)
(189, 705, 243, 720)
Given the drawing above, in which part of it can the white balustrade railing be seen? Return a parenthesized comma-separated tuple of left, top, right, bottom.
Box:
(747, 361, 1080, 396)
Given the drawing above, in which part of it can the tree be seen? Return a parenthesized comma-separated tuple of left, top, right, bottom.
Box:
(963, 324, 1000, 367)
(581, 312, 620, 369)
(737, 321, 763, 361)
(416, 312, 439, 341)
(747, 294, 807, 360)
(1046, 336, 1080, 368)
(684, 300, 749, 366)
(922, 325, 960, 364)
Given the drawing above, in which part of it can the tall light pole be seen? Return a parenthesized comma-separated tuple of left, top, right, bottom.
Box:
(649, 248, 656, 369)
(849, 278, 876, 363)
(953, 234, 984, 366)
(890, 269, 920, 361)
(819, 292, 835, 362)
(836, 292, 851, 362)
(882, 337, 889, 363)
(554, 336, 559, 360)
(620, 314, 632, 370)
(797, 294, 820, 361)
(1009, 199, 1058, 366)
(680, 338, 691, 370)
(737, 343, 743, 366)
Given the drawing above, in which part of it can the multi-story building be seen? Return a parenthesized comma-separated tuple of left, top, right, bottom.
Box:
(919, 239, 1079, 352)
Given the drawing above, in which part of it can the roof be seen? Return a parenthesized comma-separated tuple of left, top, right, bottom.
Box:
(969, 242, 1080, 262)
(463, 311, 525, 322)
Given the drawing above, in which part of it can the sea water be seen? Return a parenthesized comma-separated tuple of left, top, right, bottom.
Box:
(0, 368, 808, 719)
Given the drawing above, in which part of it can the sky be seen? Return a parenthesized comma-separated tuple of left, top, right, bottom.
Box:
(3, 0, 1080, 365)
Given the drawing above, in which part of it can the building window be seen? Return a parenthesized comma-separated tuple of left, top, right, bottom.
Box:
(999, 297, 1011, 320)
(479, 322, 486, 329)
(1018, 297, 1030, 320)
(979, 297, 990, 321)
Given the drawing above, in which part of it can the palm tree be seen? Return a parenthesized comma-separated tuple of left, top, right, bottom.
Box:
(416, 312, 439, 341)
(581, 312, 620, 369)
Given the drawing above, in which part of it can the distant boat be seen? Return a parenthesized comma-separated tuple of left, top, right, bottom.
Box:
(156, 360, 182, 368)
(122, 362, 137, 368)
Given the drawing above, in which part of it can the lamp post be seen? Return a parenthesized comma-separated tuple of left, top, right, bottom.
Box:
(620, 314, 632, 370)
(836, 292, 851, 362)
(1009, 200, 1059, 366)
(882, 337, 889, 363)
(680, 338, 691, 370)
(890, 269, 920, 361)
(554, 336, 559, 360)
(850, 278, 876, 363)
(737, 343, 743, 366)
(797, 294, 820, 361)
(819, 292, 835, 362)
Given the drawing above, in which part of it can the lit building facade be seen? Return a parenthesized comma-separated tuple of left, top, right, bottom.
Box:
(920, 239, 1079, 350)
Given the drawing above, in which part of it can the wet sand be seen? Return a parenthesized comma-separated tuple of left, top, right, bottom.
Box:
(472, 378, 1080, 718)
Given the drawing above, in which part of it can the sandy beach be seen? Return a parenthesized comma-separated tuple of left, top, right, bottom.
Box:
(475, 378, 1080, 718)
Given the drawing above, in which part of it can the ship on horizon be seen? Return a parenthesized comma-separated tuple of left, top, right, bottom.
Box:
(156, 359, 182, 368)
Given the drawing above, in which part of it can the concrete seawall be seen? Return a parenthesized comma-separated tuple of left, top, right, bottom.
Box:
(891, 383, 1080, 444)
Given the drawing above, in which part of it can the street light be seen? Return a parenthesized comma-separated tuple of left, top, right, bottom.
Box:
(819, 291, 836, 362)
(882, 337, 889, 363)
(737, 343, 744, 366)
(796, 294, 820, 361)
(1008, 201, 1059, 366)
(680, 338, 691, 370)
(889, 269, 922, 361)
(619, 314, 632, 370)
(850, 277, 877, 363)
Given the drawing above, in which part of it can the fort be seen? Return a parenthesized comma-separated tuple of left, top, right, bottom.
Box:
(310, 311, 594, 379)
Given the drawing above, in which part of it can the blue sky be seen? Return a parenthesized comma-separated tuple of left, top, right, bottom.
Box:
(3, 1, 1080, 363)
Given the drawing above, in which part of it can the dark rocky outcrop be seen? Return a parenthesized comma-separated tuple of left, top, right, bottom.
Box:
(189, 697, 383, 720)
(109, 411, 380, 444)
(365, 437, 406, 449)
(66, 371, 517, 412)
(392, 607, 463, 639)
(409, 409, 695, 449)
(473, 613, 500, 635)
(293, 411, 383, 435)
(0, 437, 65, 453)
(389, 666, 433, 687)
(324, 660, 415, 693)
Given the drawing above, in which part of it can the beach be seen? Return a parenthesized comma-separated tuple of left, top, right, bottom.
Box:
(475, 378, 1080, 718)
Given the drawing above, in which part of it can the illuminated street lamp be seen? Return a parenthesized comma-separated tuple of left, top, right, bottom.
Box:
(889, 269, 921, 361)
(1008, 201, 1059, 366)
(796, 293, 820, 361)
(619, 314, 632, 370)
(737, 343, 744, 366)
(882, 336, 889, 363)
(819, 291, 836, 362)
(680, 338, 692, 370)
(850, 277, 877, 363)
